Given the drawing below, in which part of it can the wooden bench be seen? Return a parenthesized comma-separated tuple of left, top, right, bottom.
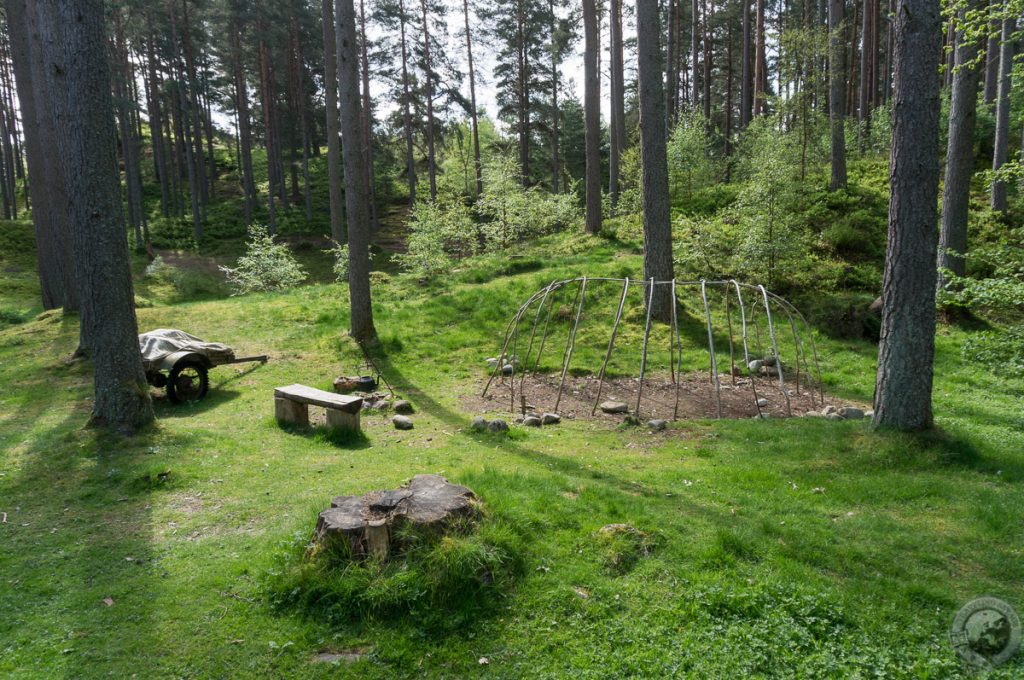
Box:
(274, 384, 363, 432)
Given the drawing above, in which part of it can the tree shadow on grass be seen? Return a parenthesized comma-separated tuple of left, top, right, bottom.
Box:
(0, 411, 199, 676)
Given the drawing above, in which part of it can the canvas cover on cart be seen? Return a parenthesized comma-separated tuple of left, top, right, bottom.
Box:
(139, 329, 235, 368)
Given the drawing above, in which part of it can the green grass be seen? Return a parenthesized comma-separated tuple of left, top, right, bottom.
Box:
(1, 231, 1023, 677)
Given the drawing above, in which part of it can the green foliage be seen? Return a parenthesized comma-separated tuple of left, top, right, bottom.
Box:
(220, 224, 307, 295)
(476, 156, 582, 248)
(666, 111, 719, 201)
(140, 255, 227, 302)
(326, 241, 349, 283)
(961, 326, 1024, 372)
(395, 199, 479, 278)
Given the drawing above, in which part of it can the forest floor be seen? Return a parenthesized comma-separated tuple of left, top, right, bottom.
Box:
(1, 225, 1023, 677)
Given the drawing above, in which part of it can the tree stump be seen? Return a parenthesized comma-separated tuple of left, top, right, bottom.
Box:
(313, 474, 479, 559)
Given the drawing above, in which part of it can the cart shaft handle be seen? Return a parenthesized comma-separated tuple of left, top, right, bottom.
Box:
(228, 355, 268, 364)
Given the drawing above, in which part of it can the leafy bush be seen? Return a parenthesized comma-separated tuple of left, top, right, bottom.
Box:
(667, 111, 720, 200)
(219, 224, 306, 295)
(396, 198, 479, 277)
(476, 156, 581, 249)
(961, 326, 1024, 373)
(326, 241, 349, 283)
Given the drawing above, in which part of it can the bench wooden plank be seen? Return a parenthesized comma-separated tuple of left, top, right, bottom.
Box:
(274, 384, 363, 413)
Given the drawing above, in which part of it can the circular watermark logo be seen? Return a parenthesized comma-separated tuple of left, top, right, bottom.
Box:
(950, 597, 1021, 669)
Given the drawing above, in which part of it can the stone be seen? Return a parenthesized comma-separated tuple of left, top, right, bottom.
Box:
(541, 413, 561, 425)
(865, 410, 874, 419)
(823, 405, 838, 416)
(393, 400, 414, 414)
(487, 419, 509, 433)
(838, 407, 865, 420)
(363, 399, 390, 411)
(756, 398, 769, 407)
(485, 357, 499, 369)
(523, 416, 542, 427)
(648, 419, 668, 431)
(470, 416, 488, 431)
(392, 415, 414, 430)
(826, 413, 842, 421)
(501, 364, 515, 376)
(747, 359, 763, 372)
(600, 400, 629, 414)
(315, 474, 478, 558)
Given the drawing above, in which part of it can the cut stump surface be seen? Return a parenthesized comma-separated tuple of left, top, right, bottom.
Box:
(314, 474, 478, 559)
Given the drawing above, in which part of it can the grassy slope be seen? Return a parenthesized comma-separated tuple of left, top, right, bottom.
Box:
(1, 232, 1023, 678)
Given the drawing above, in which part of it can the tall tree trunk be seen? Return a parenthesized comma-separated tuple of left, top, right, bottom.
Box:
(741, 0, 752, 126)
(336, 0, 378, 343)
(754, 0, 766, 114)
(637, 0, 674, 320)
(873, 0, 941, 431)
(463, 0, 482, 197)
(549, 0, 562, 194)
(701, 0, 711, 120)
(828, 0, 847, 190)
(36, 0, 154, 430)
(859, 0, 874, 121)
(358, 0, 378, 229)
(667, 0, 679, 125)
(145, 27, 171, 218)
(322, 0, 346, 241)
(231, 9, 257, 226)
(399, 0, 416, 204)
(420, 0, 438, 201)
(692, 0, 700, 109)
(258, 27, 278, 233)
(847, 0, 858, 116)
(582, 0, 601, 234)
(990, 16, 1015, 214)
(5, 0, 76, 311)
(983, 17, 998, 105)
(939, 1, 983, 288)
(609, 0, 625, 207)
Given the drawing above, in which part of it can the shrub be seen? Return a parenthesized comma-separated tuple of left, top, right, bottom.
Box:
(396, 198, 479, 277)
(326, 241, 349, 283)
(220, 224, 306, 295)
(961, 326, 1024, 373)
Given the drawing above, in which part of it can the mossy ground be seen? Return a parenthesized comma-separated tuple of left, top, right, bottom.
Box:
(1, 226, 1023, 677)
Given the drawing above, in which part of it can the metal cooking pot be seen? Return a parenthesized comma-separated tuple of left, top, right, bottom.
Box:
(355, 375, 378, 391)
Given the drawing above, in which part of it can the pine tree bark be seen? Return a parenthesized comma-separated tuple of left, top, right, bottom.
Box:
(358, 0, 378, 229)
(420, 0, 438, 200)
(463, 0, 483, 196)
(145, 26, 171, 218)
(939, 2, 983, 287)
(34, 0, 153, 430)
(701, 0, 711, 120)
(637, 0, 674, 320)
(549, 0, 562, 194)
(231, 7, 257, 226)
(258, 26, 278, 234)
(754, 0, 766, 114)
(322, 0, 346, 241)
(741, 0, 752, 126)
(336, 0, 378, 343)
(990, 16, 1014, 214)
(5, 0, 76, 311)
(398, 0, 417, 204)
(582, 0, 601, 234)
(873, 0, 941, 431)
(983, 16, 998, 105)
(692, 0, 700, 110)
(609, 0, 625, 207)
(829, 0, 847, 190)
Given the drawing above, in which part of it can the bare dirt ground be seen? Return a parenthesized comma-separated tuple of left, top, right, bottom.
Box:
(466, 371, 831, 422)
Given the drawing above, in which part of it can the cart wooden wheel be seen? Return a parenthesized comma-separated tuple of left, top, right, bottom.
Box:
(167, 360, 209, 404)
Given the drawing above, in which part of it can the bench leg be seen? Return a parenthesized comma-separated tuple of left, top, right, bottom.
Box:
(326, 408, 360, 433)
(275, 397, 309, 427)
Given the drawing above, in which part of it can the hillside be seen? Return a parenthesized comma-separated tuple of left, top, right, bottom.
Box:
(1, 228, 1023, 677)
